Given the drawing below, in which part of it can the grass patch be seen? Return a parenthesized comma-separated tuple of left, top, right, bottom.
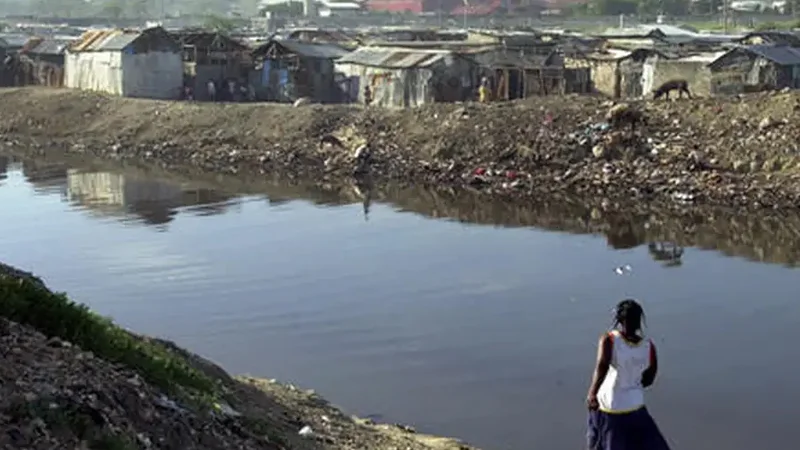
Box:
(0, 273, 215, 396)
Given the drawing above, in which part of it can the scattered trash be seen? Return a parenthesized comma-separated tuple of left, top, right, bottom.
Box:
(614, 265, 633, 275)
(6, 90, 800, 211)
(212, 402, 242, 417)
(293, 97, 312, 107)
(298, 425, 314, 437)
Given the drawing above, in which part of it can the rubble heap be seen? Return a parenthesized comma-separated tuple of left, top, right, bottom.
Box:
(2, 88, 800, 210)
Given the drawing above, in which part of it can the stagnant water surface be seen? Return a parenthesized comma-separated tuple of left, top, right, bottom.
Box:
(1, 155, 799, 450)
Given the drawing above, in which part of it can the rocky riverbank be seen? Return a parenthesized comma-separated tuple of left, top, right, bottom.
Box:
(0, 262, 476, 450)
(2, 87, 800, 210)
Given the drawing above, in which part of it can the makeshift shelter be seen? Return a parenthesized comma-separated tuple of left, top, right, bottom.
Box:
(708, 45, 800, 95)
(649, 51, 725, 97)
(65, 26, 182, 99)
(334, 46, 475, 107)
(471, 49, 568, 99)
(250, 39, 350, 103)
(737, 31, 800, 47)
(586, 48, 671, 99)
(170, 30, 249, 101)
(18, 37, 72, 87)
(0, 38, 9, 87)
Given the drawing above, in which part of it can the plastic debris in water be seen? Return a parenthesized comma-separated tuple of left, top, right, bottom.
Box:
(298, 425, 313, 437)
(614, 265, 632, 275)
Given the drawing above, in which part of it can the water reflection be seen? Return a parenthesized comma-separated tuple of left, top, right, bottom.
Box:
(21, 159, 68, 196)
(2, 155, 800, 450)
(240, 180, 800, 268)
(8, 155, 800, 267)
(64, 169, 240, 229)
(648, 242, 685, 268)
(0, 156, 10, 184)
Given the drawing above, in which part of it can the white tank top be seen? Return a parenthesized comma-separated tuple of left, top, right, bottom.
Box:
(597, 330, 653, 413)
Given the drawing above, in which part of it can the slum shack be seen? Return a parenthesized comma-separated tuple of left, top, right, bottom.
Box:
(169, 30, 250, 101)
(737, 31, 800, 47)
(708, 45, 800, 95)
(587, 48, 669, 99)
(280, 27, 360, 48)
(250, 39, 350, 103)
(65, 26, 183, 99)
(18, 37, 71, 87)
(0, 33, 29, 53)
(470, 49, 569, 99)
(649, 51, 725, 97)
(334, 46, 475, 107)
(0, 37, 9, 86)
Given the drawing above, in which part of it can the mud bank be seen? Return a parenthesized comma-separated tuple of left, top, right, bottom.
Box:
(3, 87, 800, 210)
(0, 262, 476, 450)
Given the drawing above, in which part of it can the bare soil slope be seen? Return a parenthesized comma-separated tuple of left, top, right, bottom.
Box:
(2, 88, 800, 209)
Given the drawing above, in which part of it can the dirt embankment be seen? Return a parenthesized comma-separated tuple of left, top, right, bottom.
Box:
(2, 87, 800, 210)
(0, 263, 476, 450)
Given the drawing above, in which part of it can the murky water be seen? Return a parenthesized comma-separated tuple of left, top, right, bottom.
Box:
(1, 154, 799, 450)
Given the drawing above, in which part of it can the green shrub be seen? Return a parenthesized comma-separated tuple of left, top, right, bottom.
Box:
(0, 275, 215, 395)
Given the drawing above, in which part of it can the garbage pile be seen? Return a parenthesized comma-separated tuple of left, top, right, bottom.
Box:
(0, 318, 275, 450)
(2, 88, 800, 210)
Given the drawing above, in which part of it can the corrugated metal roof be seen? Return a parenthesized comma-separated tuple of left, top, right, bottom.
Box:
(336, 46, 450, 68)
(27, 38, 73, 55)
(745, 45, 800, 65)
(275, 40, 350, 59)
(739, 31, 800, 46)
(587, 48, 632, 60)
(472, 50, 555, 69)
(677, 51, 727, 63)
(0, 33, 31, 48)
(69, 29, 141, 52)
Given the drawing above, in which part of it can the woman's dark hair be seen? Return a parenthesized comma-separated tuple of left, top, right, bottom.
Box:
(613, 299, 646, 334)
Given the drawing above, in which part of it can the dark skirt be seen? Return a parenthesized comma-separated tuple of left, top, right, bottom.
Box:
(587, 407, 670, 450)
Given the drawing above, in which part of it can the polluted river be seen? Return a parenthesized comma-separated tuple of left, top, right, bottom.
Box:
(1, 154, 798, 450)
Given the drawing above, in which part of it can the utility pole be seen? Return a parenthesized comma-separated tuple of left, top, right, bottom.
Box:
(722, 0, 729, 34)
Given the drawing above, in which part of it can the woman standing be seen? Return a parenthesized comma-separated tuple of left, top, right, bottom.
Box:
(586, 299, 671, 450)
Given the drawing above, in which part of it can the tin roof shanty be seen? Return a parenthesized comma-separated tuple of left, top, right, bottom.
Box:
(67, 27, 178, 53)
(252, 39, 351, 60)
(337, 47, 455, 69)
(69, 29, 141, 52)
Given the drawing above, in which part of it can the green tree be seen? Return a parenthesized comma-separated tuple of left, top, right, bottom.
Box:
(689, 0, 723, 14)
(203, 14, 238, 33)
(587, 0, 638, 15)
(100, 0, 125, 19)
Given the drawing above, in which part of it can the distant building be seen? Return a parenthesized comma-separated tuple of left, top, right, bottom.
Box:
(365, 0, 434, 13)
(318, 0, 364, 16)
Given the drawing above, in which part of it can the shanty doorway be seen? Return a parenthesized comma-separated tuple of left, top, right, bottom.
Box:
(507, 68, 524, 100)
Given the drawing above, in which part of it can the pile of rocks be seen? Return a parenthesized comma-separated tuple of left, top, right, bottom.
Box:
(3, 88, 800, 210)
(0, 318, 278, 450)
